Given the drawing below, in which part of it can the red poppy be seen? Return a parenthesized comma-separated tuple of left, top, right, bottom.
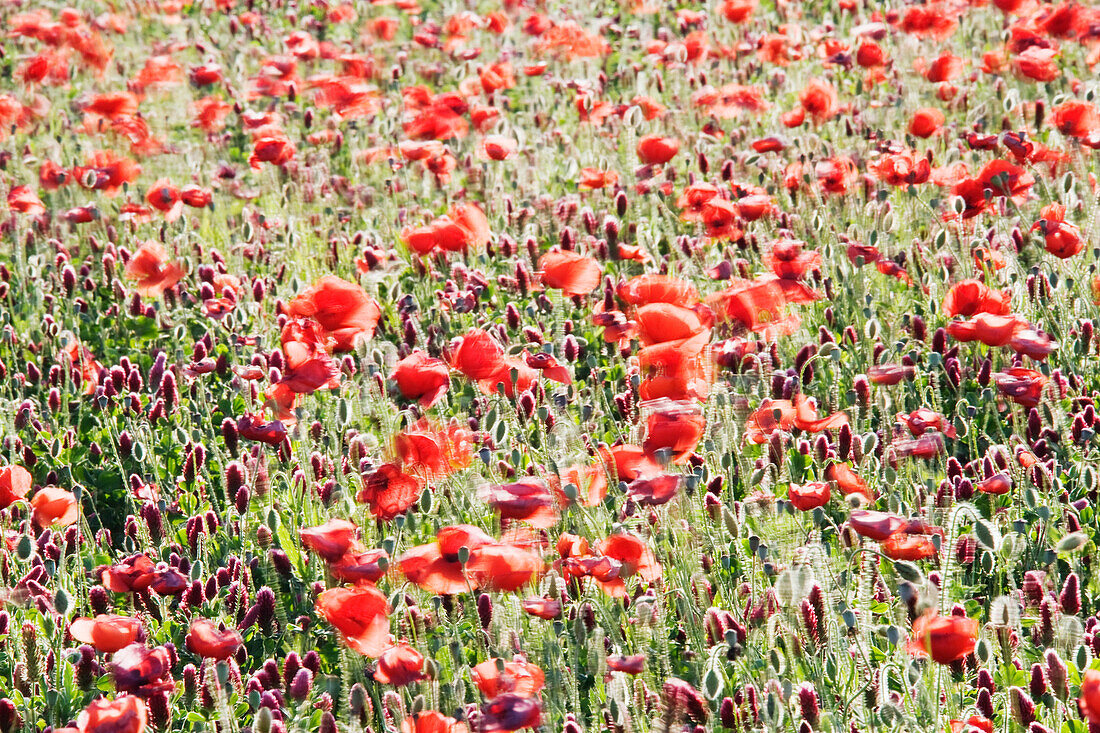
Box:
(941, 280, 1011, 317)
(402, 712, 467, 733)
(788, 482, 830, 511)
(482, 135, 517, 161)
(636, 135, 679, 164)
(471, 659, 546, 698)
(825, 463, 872, 501)
(398, 525, 496, 594)
(626, 473, 682, 506)
(76, 696, 147, 733)
(521, 597, 562, 620)
(764, 240, 821, 279)
(72, 150, 141, 196)
(1080, 669, 1100, 724)
(144, 178, 182, 221)
(7, 185, 45, 216)
(109, 644, 175, 695)
(868, 364, 915, 385)
(635, 303, 711, 345)
(329, 546, 389, 584)
(643, 400, 705, 463)
(871, 152, 931, 186)
(976, 474, 1011, 495)
(465, 543, 544, 592)
(1051, 100, 1099, 138)
(392, 351, 450, 407)
(299, 518, 359, 561)
(478, 480, 559, 528)
(848, 510, 906, 541)
(287, 275, 381, 351)
(607, 655, 645, 674)
(395, 422, 473, 478)
(315, 585, 390, 657)
(637, 332, 712, 402)
(357, 463, 423, 521)
(277, 320, 341, 394)
(31, 487, 78, 528)
(598, 444, 661, 482)
(451, 329, 506, 382)
(597, 534, 661, 597)
(124, 242, 185, 297)
(479, 694, 542, 732)
(70, 615, 143, 654)
(375, 643, 426, 686)
(185, 619, 243, 660)
(1013, 46, 1059, 82)
(524, 352, 571, 385)
(898, 409, 956, 439)
(538, 250, 602, 296)
(947, 312, 1028, 347)
(1008, 329, 1057, 360)
(236, 414, 288, 445)
(907, 612, 978, 664)
(881, 533, 936, 561)
(993, 368, 1047, 407)
(908, 107, 945, 138)
(1032, 203, 1082, 259)
(891, 433, 946, 460)
(798, 79, 838, 123)
(249, 132, 296, 168)
(950, 716, 994, 733)
(0, 464, 31, 509)
(578, 168, 619, 190)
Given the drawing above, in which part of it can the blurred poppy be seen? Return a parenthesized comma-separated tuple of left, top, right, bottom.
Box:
(976, 474, 1011, 495)
(848, 510, 906, 541)
(881, 533, 936, 561)
(375, 643, 426, 686)
(316, 585, 390, 657)
(627, 473, 681, 505)
(521, 597, 562, 619)
(185, 619, 242, 660)
(578, 167, 619, 190)
(479, 694, 542, 732)
(538, 250, 602, 296)
(898, 409, 956, 439)
(76, 695, 147, 733)
(947, 312, 1028, 347)
(636, 135, 679, 164)
(788, 482, 830, 511)
(0, 464, 31, 509)
(124, 242, 184, 297)
(643, 400, 705, 462)
(70, 615, 143, 654)
(110, 643, 175, 695)
(398, 525, 496, 594)
(908, 107, 945, 138)
(868, 364, 915, 385)
(357, 463, 423, 521)
(31, 487, 78, 528)
(472, 659, 546, 698)
(451, 329, 506, 381)
(299, 518, 359, 561)
(402, 712, 466, 733)
(635, 303, 711, 345)
(993, 368, 1047, 407)
(825, 462, 872, 501)
(1051, 100, 1098, 138)
(478, 480, 559, 528)
(392, 350, 450, 407)
(798, 79, 838, 123)
(764, 240, 821, 279)
(942, 279, 1011, 317)
(907, 612, 977, 664)
(597, 534, 661, 597)
(287, 275, 381, 351)
(1032, 203, 1082, 259)
(607, 655, 645, 674)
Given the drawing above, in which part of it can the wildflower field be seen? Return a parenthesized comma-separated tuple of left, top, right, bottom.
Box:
(3, 0, 1100, 731)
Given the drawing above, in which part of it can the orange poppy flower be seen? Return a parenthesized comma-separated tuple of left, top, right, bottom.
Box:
(578, 167, 619, 190)
(70, 615, 143, 653)
(398, 525, 496, 594)
(299, 518, 359, 561)
(316, 585, 391, 656)
(357, 463, 424, 521)
(478, 480, 559, 528)
(30, 486, 78, 528)
(798, 79, 838, 123)
(908, 107, 945, 138)
(465, 543, 544, 591)
(636, 135, 679, 164)
(642, 399, 705, 462)
(538, 250, 602, 296)
(824, 462, 872, 500)
(618, 274, 699, 307)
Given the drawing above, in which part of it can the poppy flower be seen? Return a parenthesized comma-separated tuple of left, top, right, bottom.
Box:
(124, 242, 185, 297)
(643, 400, 705, 463)
(521, 597, 562, 619)
(249, 133, 296, 168)
(0, 464, 31, 509)
(635, 303, 711, 345)
(316, 585, 390, 657)
(70, 615, 143, 654)
(976, 474, 1011, 495)
(868, 364, 915, 385)
(1008, 329, 1057, 360)
(825, 463, 872, 501)
(993, 368, 1047, 407)
(942, 280, 1011, 317)
(597, 534, 661, 597)
(675, 183, 722, 222)
(848, 510, 906, 541)
(478, 480, 559, 528)
(467, 543, 544, 592)
(950, 717, 993, 733)
(72, 150, 141, 196)
(7, 185, 45, 216)
(598, 444, 661, 482)
(236, 415, 288, 445)
(357, 463, 423, 521)
(636, 135, 679, 165)
(947, 313, 1028, 347)
(764, 240, 821, 279)
(891, 432, 946, 461)
(144, 178, 182, 221)
(31, 487, 78, 528)
(881, 533, 936, 561)
(76, 695, 147, 733)
(538, 250, 601, 296)
(578, 167, 619, 190)
(398, 525, 497, 594)
(898, 409, 956, 439)
(396, 422, 473, 478)
(287, 275, 381, 351)
(871, 152, 931, 186)
(327, 546, 389, 584)
(1079, 669, 1100, 724)
(1051, 100, 1099, 138)
(451, 329, 505, 381)
(798, 79, 838, 123)
(626, 474, 681, 506)
(185, 619, 243, 660)
(524, 352, 571, 385)
(607, 655, 645, 674)
(1032, 203, 1082, 259)
(299, 518, 359, 561)
(479, 694, 542, 732)
(375, 643, 426, 686)
(110, 643, 175, 695)
(1013, 46, 1059, 82)
(788, 482, 830, 511)
(908, 107, 945, 138)
(402, 712, 466, 733)
(471, 659, 546, 698)
(907, 612, 978, 664)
